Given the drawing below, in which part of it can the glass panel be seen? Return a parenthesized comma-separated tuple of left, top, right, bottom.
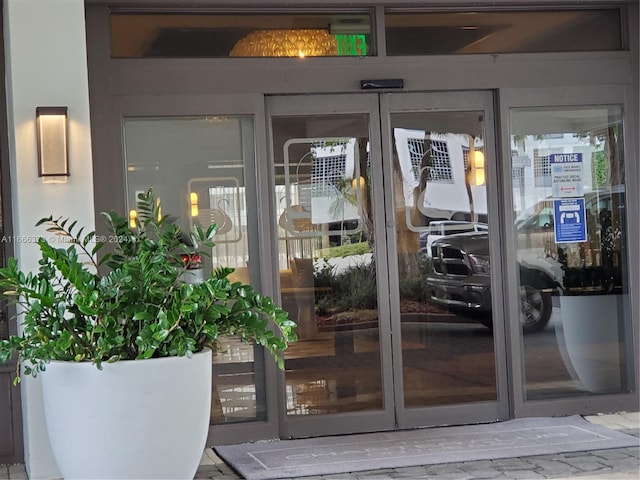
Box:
(510, 105, 633, 399)
(385, 9, 621, 55)
(111, 12, 372, 58)
(0, 206, 6, 340)
(271, 114, 384, 416)
(399, 113, 497, 407)
(123, 116, 268, 424)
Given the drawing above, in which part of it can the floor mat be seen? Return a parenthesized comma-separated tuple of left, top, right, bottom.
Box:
(214, 416, 639, 480)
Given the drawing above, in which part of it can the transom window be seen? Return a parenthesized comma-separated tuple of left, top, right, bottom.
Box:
(110, 8, 622, 58)
(110, 12, 372, 58)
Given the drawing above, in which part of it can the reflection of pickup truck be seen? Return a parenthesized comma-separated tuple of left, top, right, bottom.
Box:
(426, 231, 557, 334)
(419, 221, 488, 256)
(426, 187, 625, 334)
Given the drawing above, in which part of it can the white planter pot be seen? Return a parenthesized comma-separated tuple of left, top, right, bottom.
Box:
(558, 295, 626, 393)
(41, 349, 212, 480)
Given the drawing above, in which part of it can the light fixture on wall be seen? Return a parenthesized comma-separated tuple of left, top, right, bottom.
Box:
(351, 176, 366, 191)
(129, 210, 138, 228)
(36, 107, 69, 179)
(230, 29, 338, 58)
(156, 198, 162, 222)
(190, 192, 199, 218)
(469, 150, 485, 186)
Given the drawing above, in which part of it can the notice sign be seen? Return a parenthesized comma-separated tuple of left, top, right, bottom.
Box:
(554, 198, 587, 243)
(550, 153, 583, 198)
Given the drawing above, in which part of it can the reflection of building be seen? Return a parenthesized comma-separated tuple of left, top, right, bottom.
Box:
(1, 1, 638, 477)
(395, 129, 488, 223)
(396, 130, 611, 223)
(512, 133, 609, 213)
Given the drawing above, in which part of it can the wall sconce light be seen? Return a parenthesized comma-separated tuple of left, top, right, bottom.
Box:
(129, 210, 138, 228)
(190, 192, 199, 217)
(469, 150, 485, 186)
(36, 107, 69, 179)
(351, 176, 366, 191)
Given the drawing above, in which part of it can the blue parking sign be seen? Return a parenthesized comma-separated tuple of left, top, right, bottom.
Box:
(554, 198, 587, 243)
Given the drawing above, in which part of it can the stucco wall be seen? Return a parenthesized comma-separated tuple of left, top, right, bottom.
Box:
(3, 0, 95, 478)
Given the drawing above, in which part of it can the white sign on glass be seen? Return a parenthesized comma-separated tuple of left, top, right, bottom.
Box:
(550, 153, 583, 198)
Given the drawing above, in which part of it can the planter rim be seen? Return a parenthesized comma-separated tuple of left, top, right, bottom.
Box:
(44, 347, 212, 367)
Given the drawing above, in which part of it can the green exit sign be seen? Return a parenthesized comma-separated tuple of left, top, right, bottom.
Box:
(335, 34, 368, 56)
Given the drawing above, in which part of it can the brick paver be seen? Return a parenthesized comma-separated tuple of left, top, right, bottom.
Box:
(192, 414, 639, 480)
(2, 413, 638, 480)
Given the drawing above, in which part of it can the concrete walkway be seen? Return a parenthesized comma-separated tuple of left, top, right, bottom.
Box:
(2, 412, 638, 480)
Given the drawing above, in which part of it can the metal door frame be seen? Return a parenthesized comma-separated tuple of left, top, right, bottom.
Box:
(380, 91, 510, 428)
(91, 92, 284, 446)
(84, 1, 638, 443)
(266, 93, 397, 438)
(0, 0, 23, 463)
(267, 91, 510, 439)
(499, 85, 639, 418)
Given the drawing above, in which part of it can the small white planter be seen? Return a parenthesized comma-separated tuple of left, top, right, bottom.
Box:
(558, 295, 627, 393)
(41, 349, 212, 480)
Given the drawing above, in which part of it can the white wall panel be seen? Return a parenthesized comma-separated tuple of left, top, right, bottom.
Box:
(4, 0, 95, 478)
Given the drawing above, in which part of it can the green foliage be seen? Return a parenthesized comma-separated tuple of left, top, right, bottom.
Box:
(0, 189, 296, 383)
(315, 261, 378, 311)
(311, 259, 336, 291)
(315, 242, 371, 259)
(329, 177, 358, 221)
(592, 151, 609, 187)
(397, 254, 434, 303)
(313, 253, 434, 314)
(557, 197, 623, 295)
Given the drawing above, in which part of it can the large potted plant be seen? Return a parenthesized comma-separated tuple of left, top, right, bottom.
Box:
(0, 189, 296, 480)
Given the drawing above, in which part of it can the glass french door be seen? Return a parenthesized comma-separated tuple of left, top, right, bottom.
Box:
(268, 92, 509, 438)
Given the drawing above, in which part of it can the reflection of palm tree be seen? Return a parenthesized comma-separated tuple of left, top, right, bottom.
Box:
(355, 139, 374, 246)
(604, 124, 623, 186)
(466, 134, 478, 222)
(413, 151, 432, 223)
(329, 177, 358, 242)
(575, 125, 623, 186)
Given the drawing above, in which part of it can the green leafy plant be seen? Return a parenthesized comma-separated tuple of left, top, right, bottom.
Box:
(315, 241, 371, 259)
(315, 261, 377, 312)
(0, 189, 296, 383)
(398, 253, 433, 303)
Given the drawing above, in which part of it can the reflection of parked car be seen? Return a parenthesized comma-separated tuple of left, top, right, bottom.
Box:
(419, 221, 488, 256)
(426, 187, 625, 334)
(426, 231, 556, 334)
(516, 206, 553, 230)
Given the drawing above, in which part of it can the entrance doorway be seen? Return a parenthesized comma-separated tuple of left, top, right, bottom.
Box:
(110, 87, 637, 445)
(85, 3, 638, 446)
(268, 92, 510, 438)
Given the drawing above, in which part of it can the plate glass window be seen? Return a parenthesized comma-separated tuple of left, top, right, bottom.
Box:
(509, 105, 633, 399)
(111, 12, 372, 58)
(391, 111, 497, 408)
(123, 115, 268, 424)
(385, 9, 622, 55)
(271, 113, 385, 416)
